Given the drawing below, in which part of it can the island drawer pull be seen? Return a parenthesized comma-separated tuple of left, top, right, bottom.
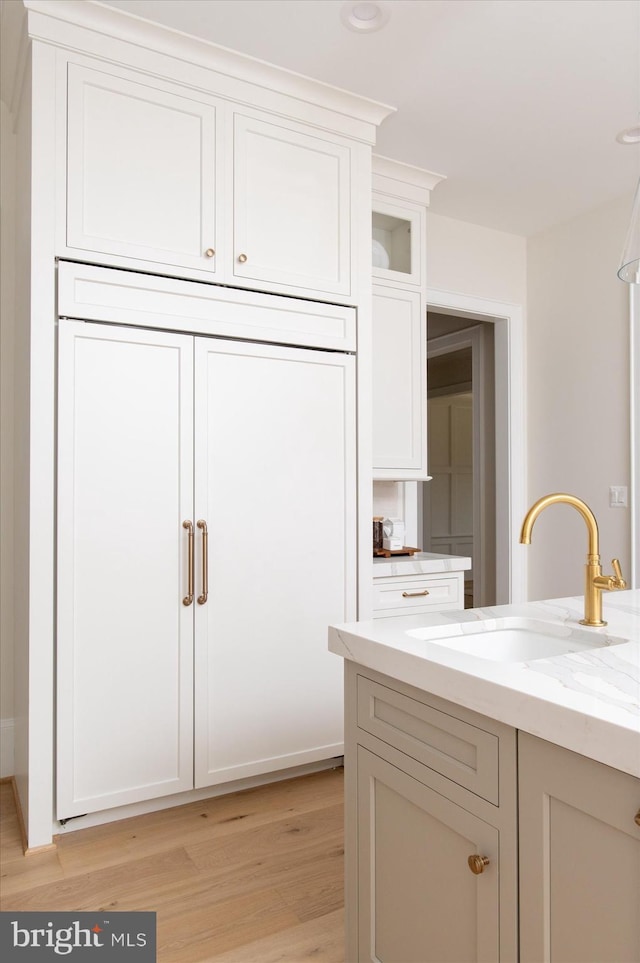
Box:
(402, 589, 430, 598)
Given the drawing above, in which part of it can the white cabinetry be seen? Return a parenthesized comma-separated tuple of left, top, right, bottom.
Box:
(66, 62, 219, 276)
(6, 1, 391, 846)
(64, 59, 358, 302)
(372, 156, 444, 480)
(57, 288, 356, 818)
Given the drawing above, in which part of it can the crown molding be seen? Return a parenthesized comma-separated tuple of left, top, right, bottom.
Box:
(23, 0, 395, 137)
(373, 153, 446, 205)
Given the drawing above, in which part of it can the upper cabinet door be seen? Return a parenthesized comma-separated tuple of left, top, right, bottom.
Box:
(232, 112, 352, 300)
(66, 64, 218, 274)
(372, 285, 428, 479)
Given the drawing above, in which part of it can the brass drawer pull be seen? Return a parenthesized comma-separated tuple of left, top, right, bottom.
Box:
(635, 809, 640, 827)
(197, 519, 208, 605)
(468, 855, 490, 875)
(238, 253, 248, 263)
(204, 248, 215, 258)
(402, 589, 430, 598)
(182, 520, 194, 606)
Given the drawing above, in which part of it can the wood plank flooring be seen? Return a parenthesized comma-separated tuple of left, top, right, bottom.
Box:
(0, 767, 346, 962)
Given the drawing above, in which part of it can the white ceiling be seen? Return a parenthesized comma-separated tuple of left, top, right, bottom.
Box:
(60, 1, 640, 235)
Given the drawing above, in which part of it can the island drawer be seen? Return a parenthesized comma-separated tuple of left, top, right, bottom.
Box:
(356, 674, 499, 804)
(372, 574, 462, 617)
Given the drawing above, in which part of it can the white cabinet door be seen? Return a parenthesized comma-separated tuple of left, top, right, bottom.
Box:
(357, 747, 500, 963)
(57, 321, 195, 817)
(67, 64, 217, 274)
(193, 337, 356, 787)
(232, 112, 352, 299)
(372, 286, 427, 479)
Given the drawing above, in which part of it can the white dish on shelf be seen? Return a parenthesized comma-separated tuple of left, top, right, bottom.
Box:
(372, 238, 390, 270)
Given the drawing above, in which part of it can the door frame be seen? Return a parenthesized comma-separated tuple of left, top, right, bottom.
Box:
(631, 284, 639, 588)
(425, 325, 491, 606)
(423, 289, 526, 604)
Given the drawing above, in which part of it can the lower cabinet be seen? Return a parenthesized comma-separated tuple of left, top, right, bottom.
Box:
(357, 748, 502, 962)
(345, 663, 518, 963)
(519, 732, 640, 963)
(346, 664, 640, 962)
(57, 319, 356, 819)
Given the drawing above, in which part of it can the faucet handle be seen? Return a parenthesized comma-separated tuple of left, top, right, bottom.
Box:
(611, 558, 626, 588)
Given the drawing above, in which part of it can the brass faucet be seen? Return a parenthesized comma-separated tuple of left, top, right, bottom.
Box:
(520, 493, 626, 626)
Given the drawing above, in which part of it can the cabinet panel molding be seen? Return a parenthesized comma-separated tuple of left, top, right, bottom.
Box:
(357, 746, 500, 963)
(357, 675, 499, 803)
(57, 261, 357, 351)
(67, 63, 218, 273)
(519, 732, 640, 963)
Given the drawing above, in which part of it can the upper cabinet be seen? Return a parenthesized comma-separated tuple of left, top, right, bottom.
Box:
(55, 25, 392, 305)
(232, 111, 351, 298)
(67, 63, 220, 277)
(371, 156, 445, 480)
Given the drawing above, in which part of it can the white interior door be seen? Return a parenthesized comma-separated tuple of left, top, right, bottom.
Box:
(194, 337, 356, 787)
(57, 321, 194, 817)
(425, 393, 474, 568)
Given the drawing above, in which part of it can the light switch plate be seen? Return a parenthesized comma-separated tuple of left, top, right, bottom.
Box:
(609, 486, 628, 508)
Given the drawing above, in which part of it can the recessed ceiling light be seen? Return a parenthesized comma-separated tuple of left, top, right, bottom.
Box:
(616, 125, 640, 145)
(341, 1, 391, 33)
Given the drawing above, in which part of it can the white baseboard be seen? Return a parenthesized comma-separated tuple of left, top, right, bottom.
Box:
(0, 718, 15, 778)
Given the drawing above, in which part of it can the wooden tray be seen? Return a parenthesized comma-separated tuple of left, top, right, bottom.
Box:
(373, 546, 421, 558)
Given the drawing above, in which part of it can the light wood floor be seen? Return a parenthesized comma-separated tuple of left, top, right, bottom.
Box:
(0, 767, 346, 962)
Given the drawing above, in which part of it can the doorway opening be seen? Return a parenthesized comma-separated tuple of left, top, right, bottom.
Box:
(423, 314, 496, 607)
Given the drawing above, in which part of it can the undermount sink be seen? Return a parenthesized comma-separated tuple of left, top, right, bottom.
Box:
(404, 617, 625, 663)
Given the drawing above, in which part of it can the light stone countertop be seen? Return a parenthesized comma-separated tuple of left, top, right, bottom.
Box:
(372, 551, 472, 577)
(329, 589, 640, 777)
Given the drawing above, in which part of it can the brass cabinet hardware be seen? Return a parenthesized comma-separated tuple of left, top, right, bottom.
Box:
(635, 809, 640, 827)
(197, 519, 208, 605)
(468, 854, 490, 875)
(182, 520, 194, 606)
(238, 253, 248, 263)
(204, 248, 215, 258)
(402, 589, 430, 598)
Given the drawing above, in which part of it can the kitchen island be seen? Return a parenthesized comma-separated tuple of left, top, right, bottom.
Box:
(330, 590, 640, 962)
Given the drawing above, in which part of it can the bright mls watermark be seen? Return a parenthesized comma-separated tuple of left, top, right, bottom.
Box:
(0, 913, 156, 960)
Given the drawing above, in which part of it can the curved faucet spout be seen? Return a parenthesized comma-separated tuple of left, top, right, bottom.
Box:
(519, 492, 600, 557)
(519, 492, 625, 627)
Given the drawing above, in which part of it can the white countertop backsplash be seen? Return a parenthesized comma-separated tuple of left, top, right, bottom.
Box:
(373, 551, 472, 577)
(329, 589, 640, 777)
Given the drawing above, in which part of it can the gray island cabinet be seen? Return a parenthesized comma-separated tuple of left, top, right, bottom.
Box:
(341, 650, 640, 962)
(345, 662, 518, 962)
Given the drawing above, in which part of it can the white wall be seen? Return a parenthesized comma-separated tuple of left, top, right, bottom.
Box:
(0, 99, 16, 777)
(427, 212, 527, 304)
(526, 194, 631, 600)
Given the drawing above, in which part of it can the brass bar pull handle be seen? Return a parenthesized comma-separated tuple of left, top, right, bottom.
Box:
(182, 521, 194, 606)
(468, 855, 490, 875)
(402, 589, 430, 598)
(197, 520, 208, 605)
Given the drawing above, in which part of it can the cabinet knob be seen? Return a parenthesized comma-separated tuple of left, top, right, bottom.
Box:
(635, 809, 640, 827)
(204, 248, 215, 258)
(238, 253, 248, 263)
(468, 854, 490, 875)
